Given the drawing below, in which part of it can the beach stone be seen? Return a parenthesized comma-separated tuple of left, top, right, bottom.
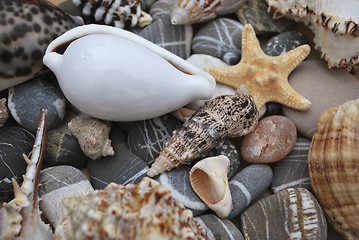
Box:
(38, 165, 94, 227)
(241, 115, 297, 163)
(139, 0, 157, 11)
(240, 188, 327, 239)
(227, 164, 273, 219)
(8, 77, 66, 133)
(192, 18, 244, 65)
(282, 60, 359, 138)
(196, 214, 244, 240)
(236, 0, 294, 35)
(155, 165, 208, 216)
(0, 127, 34, 202)
(263, 31, 309, 56)
(265, 102, 282, 116)
(127, 114, 182, 166)
(271, 137, 312, 193)
(149, 0, 175, 20)
(88, 128, 148, 189)
(140, 15, 192, 59)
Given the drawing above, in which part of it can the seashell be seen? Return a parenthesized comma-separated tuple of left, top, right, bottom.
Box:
(189, 155, 232, 218)
(0, 109, 55, 240)
(0, 98, 9, 127)
(67, 114, 114, 160)
(0, 0, 83, 91)
(171, 0, 247, 25)
(54, 177, 207, 240)
(43, 24, 215, 121)
(147, 93, 259, 177)
(308, 98, 359, 239)
(72, 0, 152, 28)
(266, 0, 359, 71)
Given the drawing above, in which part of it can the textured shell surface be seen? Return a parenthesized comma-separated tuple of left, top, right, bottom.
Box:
(147, 93, 259, 177)
(266, 0, 359, 71)
(43, 24, 215, 121)
(308, 98, 359, 240)
(0, 0, 82, 91)
(54, 177, 207, 240)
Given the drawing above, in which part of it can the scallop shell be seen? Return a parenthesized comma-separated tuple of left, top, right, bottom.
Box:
(266, 0, 359, 71)
(67, 114, 114, 160)
(171, 0, 247, 25)
(308, 98, 359, 239)
(54, 177, 207, 240)
(147, 93, 258, 177)
(189, 155, 232, 218)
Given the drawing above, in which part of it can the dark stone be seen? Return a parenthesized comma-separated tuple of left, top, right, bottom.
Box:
(263, 31, 309, 56)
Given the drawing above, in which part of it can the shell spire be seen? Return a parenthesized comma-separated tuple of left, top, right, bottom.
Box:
(147, 94, 259, 177)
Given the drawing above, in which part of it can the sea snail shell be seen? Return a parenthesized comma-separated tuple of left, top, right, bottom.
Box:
(43, 24, 215, 121)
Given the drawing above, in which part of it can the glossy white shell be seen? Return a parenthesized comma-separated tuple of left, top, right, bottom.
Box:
(43, 24, 215, 121)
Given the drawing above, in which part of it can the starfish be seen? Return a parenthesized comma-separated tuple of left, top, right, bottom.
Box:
(208, 24, 311, 111)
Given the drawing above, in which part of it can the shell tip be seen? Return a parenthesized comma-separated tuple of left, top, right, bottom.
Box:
(171, 8, 190, 25)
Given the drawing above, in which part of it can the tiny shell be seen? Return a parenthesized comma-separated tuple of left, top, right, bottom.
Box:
(0, 98, 9, 127)
(189, 155, 232, 218)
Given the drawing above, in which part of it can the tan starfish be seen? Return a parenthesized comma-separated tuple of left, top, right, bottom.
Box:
(208, 24, 311, 111)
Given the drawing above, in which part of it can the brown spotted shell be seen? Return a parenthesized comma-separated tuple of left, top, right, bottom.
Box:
(308, 98, 359, 239)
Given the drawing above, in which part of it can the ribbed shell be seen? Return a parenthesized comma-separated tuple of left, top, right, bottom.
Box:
(308, 98, 359, 240)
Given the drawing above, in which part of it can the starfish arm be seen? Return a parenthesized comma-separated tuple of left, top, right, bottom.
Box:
(279, 44, 311, 74)
(208, 65, 244, 89)
(241, 24, 263, 59)
(276, 81, 311, 111)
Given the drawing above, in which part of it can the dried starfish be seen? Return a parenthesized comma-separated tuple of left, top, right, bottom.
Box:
(208, 24, 311, 111)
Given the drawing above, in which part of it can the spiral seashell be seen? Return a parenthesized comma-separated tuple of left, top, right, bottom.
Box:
(189, 155, 232, 218)
(147, 93, 259, 177)
(171, 0, 247, 25)
(54, 177, 207, 240)
(308, 98, 359, 239)
(67, 114, 114, 160)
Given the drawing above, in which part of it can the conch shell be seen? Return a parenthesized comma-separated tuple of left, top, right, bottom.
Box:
(308, 98, 359, 239)
(189, 155, 232, 218)
(147, 94, 258, 177)
(266, 0, 359, 71)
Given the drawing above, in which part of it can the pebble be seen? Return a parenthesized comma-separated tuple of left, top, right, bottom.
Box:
(88, 128, 148, 189)
(263, 31, 309, 56)
(240, 188, 327, 239)
(140, 15, 193, 59)
(7, 76, 66, 133)
(271, 137, 312, 193)
(139, 0, 157, 11)
(155, 165, 208, 216)
(236, 0, 294, 35)
(192, 18, 244, 65)
(241, 115, 297, 163)
(0, 127, 34, 202)
(227, 164, 273, 219)
(38, 165, 94, 227)
(149, 0, 176, 21)
(195, 214, 244, 240)
(282, 60, 359, 138)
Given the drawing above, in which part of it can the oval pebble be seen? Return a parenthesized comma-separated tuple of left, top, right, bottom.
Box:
(263, 31, 309, 56)
(228, 164, 273, 219)
(241, 115, 297, 163)
(149, 0, 175, 21)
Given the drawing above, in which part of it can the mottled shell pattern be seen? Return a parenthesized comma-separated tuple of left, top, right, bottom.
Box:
(308, 98, 359, 240)
(147, 93, 259, 177)
(171, 0, 247, 25)
(55, 177, 207, 240)
(72, 0, 152, 28)
(0, 0, 83, 91)
(266, 0, 359, 71)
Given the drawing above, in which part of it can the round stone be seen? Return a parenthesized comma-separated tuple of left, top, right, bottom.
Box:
(149, 0, 175, 21)
(282, 60, 359, 138)
(241, 115, 297, 163)
(263, 31, 309, 56)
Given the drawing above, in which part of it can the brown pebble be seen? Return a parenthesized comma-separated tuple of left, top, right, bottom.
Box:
(240, 115, 297, 163)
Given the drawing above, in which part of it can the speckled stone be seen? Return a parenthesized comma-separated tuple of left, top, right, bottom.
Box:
(149, 0, 175, 20)
(282, 60, 359, 138)
(38, 165, 94, 227)
(228, 164, 273, 219)
(192, 18, 244, 65)
(8, 77, 66, 133)
(196, 214, 244, 240)
(88, 128, 148, 189)
(127, 114, 182, 166)
(140, 15, 192, 59)
(236, 0, 294, 35)
(271, 137, 312, 193)
(263, 31, 309, 56)
(0, 127, 34, 202)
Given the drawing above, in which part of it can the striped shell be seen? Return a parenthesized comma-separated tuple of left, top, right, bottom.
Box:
(308, 98, 359, 240)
